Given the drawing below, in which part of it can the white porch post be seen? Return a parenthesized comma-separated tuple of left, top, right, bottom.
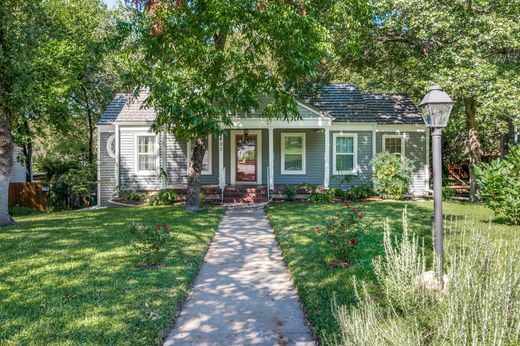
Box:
(161, 131, 168, 188)
(324, 127, 330, 188)
(115, 123, 120, 188)
(268, 127, 274, 190)
(218, 134, 224, 188)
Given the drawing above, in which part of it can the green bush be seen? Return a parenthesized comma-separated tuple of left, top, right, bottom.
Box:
(315, 204, 365, 263)
(332, 210, 520, 346)
(129, 222, 173, 265)
(282, 185, 297, 201)
(371, 151, 414, 200)
(148, 189, 178, 205)
(301, 183, 335, 203)
(475, 146, 520, 225)
(346, 185, 374, 201)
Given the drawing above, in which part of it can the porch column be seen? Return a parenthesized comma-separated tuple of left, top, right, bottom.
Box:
(218, 134, 224, 189)
(268, 127, 274, 190)
(324, 127, 330, 188)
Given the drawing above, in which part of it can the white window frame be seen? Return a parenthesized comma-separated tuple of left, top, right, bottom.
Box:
(281, 132, 306, 175)
(135, 133, 160, 176)
(333, 133, 358, 175)
(187, 135, 212, 176)
(382, 134, 406, 157)
(106, 134, 116, 159)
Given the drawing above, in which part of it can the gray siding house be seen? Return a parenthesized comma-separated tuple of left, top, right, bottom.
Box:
(96, 83, 429, 206)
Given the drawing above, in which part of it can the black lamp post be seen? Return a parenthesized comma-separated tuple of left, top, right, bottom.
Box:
(419, 84, 454, 288)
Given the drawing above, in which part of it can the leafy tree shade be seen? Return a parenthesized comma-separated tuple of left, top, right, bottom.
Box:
(340, 0, 519, 200)
(0, 0, 121, 226)
(124, 0, 356, 211)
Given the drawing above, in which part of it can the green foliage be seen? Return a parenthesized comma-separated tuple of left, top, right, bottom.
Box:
(301, 183, 334, 203)
(333, 212, 520, 346)
(476, 146, 520, 224)
(129, 222, 173, 265)
(371, 152, 414, 200)
(442, 185, 455, 201)
(148, 189, 178, 206)
(316, 204, 364, 263)
(346, 185, 374, 201)
(41, 158, 96, 209)
(119, 188, 144, 202)
(282, 185, 297, 201)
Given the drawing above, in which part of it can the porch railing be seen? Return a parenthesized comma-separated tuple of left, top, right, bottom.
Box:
(266, 166, 271, 201)
(220, 167, 226, 203)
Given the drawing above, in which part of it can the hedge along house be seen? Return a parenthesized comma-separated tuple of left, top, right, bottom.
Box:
(96, 83, 430, 206)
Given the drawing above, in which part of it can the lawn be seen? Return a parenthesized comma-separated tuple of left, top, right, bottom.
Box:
(265, 201, 520, 344)
(0, 205, 224, 345)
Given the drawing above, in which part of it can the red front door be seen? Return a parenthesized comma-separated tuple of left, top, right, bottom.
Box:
(236, 135, 257, 182)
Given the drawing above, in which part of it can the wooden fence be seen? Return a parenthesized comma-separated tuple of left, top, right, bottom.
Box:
(8, 182, 48, 211)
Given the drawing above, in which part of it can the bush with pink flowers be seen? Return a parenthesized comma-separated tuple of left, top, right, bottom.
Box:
(129, 222, 173, 265)
(315, 202, 364, 265)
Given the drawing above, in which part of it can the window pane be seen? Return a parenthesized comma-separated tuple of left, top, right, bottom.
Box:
(336, 154, 353, 172)
(139, 154, 156, 171)
(285, 154, 303, 171)
(139, 136, 155, 154)
(202, 150, 209, 171)
(385, 138, 402, 155)
(336, 137, 353, 154)
(284, 136, 302, 154)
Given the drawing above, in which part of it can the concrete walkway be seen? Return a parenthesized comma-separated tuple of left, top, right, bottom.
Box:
(164, 206, 315, 346)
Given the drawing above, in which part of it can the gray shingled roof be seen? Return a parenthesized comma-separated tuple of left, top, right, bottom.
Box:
(301, 83, 374, 121)
(97, 84, 423, 125)
(97, 89, 156, 125)
(363, 93, 423, 124)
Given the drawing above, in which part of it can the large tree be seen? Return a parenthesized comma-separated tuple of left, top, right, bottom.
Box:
(0, 0, 120, 226)
(125, 0, 366, 211)
(339, 0, 519, 200)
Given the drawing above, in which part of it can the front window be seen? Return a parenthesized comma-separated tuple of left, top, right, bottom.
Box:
(383, 135, 404, 157)
(137, 135, 158, 173)
(281, 133, 306, 174)
(333, 133, 357, 174)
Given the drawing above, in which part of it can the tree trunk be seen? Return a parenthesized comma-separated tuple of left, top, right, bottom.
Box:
(464, 97, 481, 202)
(186, 137, 207, 212)
(0, 107, 15, 226)
(21, 119, 32, 182)
(500, 117, 514, 159)
(81, 84, 94, 164)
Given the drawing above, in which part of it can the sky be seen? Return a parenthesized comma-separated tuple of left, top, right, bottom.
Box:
(102, 0, 118, 8)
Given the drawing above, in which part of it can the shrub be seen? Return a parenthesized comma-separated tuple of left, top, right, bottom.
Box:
(129, 222, 173, 265)
(315, 203, 365, 263)
(371, 151, 414, 200)
(332, 210, 520, 346)
(282, 185, 297, 201)
(148, 189, 178, 206)
(302, 183, 335, 203)
(346, 185, 374, 201)
(118, 188, 144, 201)
(475, 146, 520, 224)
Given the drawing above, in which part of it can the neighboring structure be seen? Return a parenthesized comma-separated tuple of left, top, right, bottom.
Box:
(9, 146, 31, 183)
(96, 83, 429, 206)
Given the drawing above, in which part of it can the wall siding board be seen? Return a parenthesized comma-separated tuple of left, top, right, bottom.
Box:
(9, 147, 28, 183)
(329, 131, 373, 188)
(376, 131, 428, 194)
(273, 129, 324, 185)
(99, 131, 116, 206)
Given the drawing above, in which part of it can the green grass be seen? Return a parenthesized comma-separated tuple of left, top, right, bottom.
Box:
(0, 205, 224, 345)
(265, 201, 520, 344)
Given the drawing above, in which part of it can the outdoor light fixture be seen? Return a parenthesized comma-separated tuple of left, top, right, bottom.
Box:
(419, 84, 454, 289)
(243, 129, 249, 137)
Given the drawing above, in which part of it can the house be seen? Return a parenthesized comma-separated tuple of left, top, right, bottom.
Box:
(96, 83, 429, 206)
(10, 147, 31, 183)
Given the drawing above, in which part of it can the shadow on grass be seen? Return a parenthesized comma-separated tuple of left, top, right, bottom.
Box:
(0, 205, 224, 346)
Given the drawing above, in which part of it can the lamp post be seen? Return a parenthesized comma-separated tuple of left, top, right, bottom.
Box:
(419, 84, 454, 288)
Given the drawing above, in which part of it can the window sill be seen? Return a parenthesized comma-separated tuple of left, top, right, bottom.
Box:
(333, 170, 358, 176)
(281, 171, 306, 175)
(136, 171, 159, 176)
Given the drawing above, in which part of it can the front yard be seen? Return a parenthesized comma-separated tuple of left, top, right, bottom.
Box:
(266, 201, 520, 344)
(0, 206, 223, 345)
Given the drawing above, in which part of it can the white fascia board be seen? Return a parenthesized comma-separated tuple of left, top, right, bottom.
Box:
(376, 124, 427, 132)
(119, 126, 155, 133)
(331, 122, 375, 131)
(115, 121, 155, 126)
(97, 124, 115, 132)
(228, 117, 331, 129)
